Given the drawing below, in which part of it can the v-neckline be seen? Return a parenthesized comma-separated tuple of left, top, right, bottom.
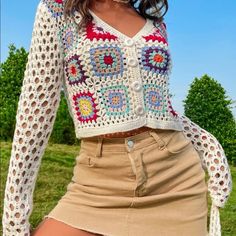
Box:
(88, 9, 153, 41)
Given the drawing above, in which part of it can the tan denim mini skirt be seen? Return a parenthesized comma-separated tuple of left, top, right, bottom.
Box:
(44, 128, 208, 236)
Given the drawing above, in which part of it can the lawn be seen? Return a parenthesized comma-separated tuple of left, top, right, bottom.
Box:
(0, 141, 235, 235)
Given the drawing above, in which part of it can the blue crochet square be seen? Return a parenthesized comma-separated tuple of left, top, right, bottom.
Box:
(143, 84, 167, 113)
(100, 85, 130, 116)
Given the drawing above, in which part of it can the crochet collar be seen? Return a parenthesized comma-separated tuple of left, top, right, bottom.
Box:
(73, 9, 155, 42)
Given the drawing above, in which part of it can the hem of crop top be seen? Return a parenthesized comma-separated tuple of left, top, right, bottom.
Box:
(75, 117, 183, 139)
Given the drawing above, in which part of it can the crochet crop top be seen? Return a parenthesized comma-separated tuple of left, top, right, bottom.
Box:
(2, 0, 232, 235)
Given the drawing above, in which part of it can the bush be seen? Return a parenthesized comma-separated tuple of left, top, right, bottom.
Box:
(0, 44, 80, 145)
(183, 74, 236, 164)
(0, 44, 28, 141)
(49, 92, 80, 145)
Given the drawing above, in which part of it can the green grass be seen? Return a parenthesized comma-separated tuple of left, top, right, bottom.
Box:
(0, 141, 235, 235)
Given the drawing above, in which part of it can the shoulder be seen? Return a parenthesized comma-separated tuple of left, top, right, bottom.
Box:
(39, 0, 83, 26)
(39, 0, 66, 19)
(151, 18, 169, 41)
(151, 17, 167, 32)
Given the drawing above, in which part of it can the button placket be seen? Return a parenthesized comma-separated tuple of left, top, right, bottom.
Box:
(131, 81, 142, 92)
(135, 105, 145, 116)
(128, 58, 138, 67)
(124, 38, 135, 47)
(124, 40, 146, 118)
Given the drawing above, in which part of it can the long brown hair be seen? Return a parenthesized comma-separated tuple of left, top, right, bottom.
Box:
(63, 0, 168, 29)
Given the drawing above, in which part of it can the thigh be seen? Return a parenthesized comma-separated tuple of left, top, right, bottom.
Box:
(31, 217, 103, 236)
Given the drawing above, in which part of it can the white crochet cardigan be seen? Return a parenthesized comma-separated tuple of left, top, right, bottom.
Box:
(2, 0, 232, 235)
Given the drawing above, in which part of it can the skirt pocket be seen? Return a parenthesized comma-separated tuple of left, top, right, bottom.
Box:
(164, 130, 193, 155)
(75, 151, 97, 167)
(164, 130, 206, 178)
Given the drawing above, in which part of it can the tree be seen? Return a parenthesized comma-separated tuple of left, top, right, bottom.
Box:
(49, 93, 79, 145)
(183, 74, 236, 164)
(0, 44, 79, 145)
(0, 44, 28, 141)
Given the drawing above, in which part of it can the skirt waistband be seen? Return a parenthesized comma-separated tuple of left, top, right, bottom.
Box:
(80, 129, 181, 157)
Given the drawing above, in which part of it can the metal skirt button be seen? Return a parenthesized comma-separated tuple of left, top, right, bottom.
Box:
(127, 140, 134, 148)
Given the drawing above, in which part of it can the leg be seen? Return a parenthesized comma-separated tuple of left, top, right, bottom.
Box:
(31, 217, 103, 236)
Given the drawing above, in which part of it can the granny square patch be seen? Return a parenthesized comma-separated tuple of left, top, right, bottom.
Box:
(143, 84, 167, 113)
(58, 23, 75, 56)
(90, 46, 124, 78)
(65, 55, 88, 86)
(141, 46, 170, 75)
(100, 85, 130, 116)
(72, 91, 99, 123)
(42, 0, 64, 18)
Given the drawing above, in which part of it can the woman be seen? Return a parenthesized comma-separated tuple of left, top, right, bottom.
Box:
(2, 0, 232, 235)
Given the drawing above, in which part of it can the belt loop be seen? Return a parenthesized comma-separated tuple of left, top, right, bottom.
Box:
(95, 137, 103, 157)
(148, 130, 166, 150)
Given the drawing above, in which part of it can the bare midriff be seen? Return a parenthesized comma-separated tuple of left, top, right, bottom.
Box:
(93, 126, 159, 138)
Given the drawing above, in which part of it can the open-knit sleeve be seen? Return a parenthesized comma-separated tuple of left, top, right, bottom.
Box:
(179, 114, 232, 207)
(156, 20, 232, 235)
(2, 1, 64, 235)
(161, 22, 233, 208)
(178, 114, 233, 236)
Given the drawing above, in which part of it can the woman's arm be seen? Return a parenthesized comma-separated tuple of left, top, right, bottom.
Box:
(160, 18, 232, 235)
(178, 113, 233, 208)
(2, 1, 64, 235)
(178, 114, 233, 235)
(162, 20, 232, 207)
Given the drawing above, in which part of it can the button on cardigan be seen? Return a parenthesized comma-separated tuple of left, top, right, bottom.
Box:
(2, 0, 232, 235)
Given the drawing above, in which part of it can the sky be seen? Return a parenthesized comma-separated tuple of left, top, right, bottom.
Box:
(1, 0, 236, 117)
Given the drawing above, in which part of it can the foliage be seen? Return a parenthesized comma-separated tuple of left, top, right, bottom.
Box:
(1, 142, 236, 235)
(0, 44, 28, 140)
(183, 74, 236, 165)
(49, 92, 80, 145)
(0, 44, 80, 145)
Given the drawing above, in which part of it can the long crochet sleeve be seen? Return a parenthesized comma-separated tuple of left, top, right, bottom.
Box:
(162, 18, 232, 236)
(178, 113, 233, 236)
(2, 1, 64, 235)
